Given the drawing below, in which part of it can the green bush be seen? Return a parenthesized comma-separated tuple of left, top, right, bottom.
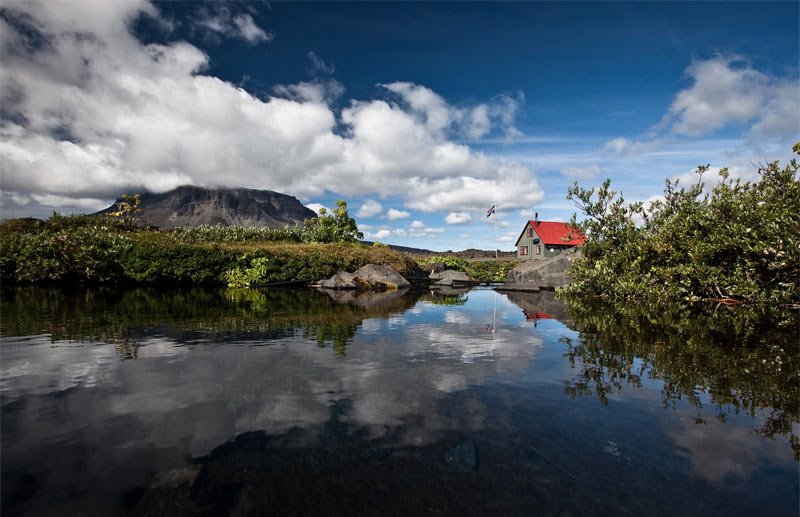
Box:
(561, 144, 800, 305)
(302, 200, 363, 243)
(0, 199, 386, 288)
(1, 219, 133, 283)
(222, 243, 420, 288)
(417, 256, 514, 282)
(171, 224, 305, 244)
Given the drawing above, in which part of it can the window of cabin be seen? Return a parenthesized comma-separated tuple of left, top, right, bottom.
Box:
(527, 227, 533, 238)
(536, 245, 541, 255)
(520, 246, 528, 256)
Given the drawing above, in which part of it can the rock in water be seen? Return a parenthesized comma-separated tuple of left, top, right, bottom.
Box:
(317, 264, 410, 290)
(96, 186, 317, 229)
(504, 251, 580, 290)
(318, 272, 359, 289)
(429, 269, 470, 286)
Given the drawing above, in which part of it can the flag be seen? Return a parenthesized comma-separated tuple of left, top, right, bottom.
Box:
(486, 204, 496, 218)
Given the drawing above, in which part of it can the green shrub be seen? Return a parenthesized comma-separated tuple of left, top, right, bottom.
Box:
(223, 243, 420, 288)
(561, 144, 800, 305)
(171, 224, 305, 244)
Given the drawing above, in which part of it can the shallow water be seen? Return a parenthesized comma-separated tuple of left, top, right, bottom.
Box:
(1, 286, 797, 516)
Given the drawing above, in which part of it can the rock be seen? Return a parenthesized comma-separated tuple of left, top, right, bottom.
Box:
(504, 251, 580, 290)
(317, 271, 359, 289)
(353, 264, 410, 290)
(429, 270, 470, 286)
(317, 264, 409, 290)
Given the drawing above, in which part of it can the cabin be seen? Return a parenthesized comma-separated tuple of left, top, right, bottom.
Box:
(514, 219, 585, 260)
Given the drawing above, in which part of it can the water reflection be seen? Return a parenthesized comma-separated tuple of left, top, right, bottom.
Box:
(560, 296, 799, 460)
(1, 287, 797, 516)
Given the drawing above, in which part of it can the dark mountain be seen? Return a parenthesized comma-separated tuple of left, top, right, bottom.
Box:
(96, 186, 317, 229)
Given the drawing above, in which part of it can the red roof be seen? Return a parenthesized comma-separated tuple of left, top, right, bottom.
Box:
(526, 312, 553, 320)
(515, 221, 586, 247)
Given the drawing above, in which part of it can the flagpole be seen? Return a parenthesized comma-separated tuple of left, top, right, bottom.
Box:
(494, 202, 498, 260)
(492, 289, 496, 340)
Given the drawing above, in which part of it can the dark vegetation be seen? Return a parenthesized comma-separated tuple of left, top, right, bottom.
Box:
(561, 144, 800, 306)
(0, 200, 422, 287)
(417, 256, 516, 282)
(561, 296, 799, 459)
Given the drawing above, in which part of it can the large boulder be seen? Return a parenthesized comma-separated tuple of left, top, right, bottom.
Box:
(504, 251, 579, 290)
(429, 269, 470, 286)
(318, 264, 409, 291)
(317, 271, 359, 289)
(354, 264, 410, 290)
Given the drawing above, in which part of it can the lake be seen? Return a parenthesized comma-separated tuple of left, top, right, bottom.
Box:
(1, 286, 797, 516)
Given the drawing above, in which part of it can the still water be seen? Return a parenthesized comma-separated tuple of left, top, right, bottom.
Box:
(1, 286, 797, 516)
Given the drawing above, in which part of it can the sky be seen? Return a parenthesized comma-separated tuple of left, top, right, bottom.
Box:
(0, 1, 798, 251)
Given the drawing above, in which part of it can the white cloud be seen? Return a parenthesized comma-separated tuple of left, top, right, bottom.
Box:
(464, 105, 491, 139)
(498, 231, 519, 243)
(667, 56, 768, 136)
(603, 137, 663, 156)
(560, 164, 602, 180)
(370, 229, 391, 240)
(0, 1, 539, 218)
(305, 203, 328, 215)
(381, 82, 453, 135)
(386, 208, 410, 220)
(195, 6, 272, 45)
(605, 56, 799, 156)
(357, 199, 383, 218)
(410, 227, 445, 238)
(444, 212, 472, 224)
(231, 14, 271, 44)
(307, 51, 335, 75)
(407, 220, 444, 237)
(405, 163, 543, 213)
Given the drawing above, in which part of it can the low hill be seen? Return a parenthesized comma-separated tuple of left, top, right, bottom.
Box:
(96, 186, 317, 229)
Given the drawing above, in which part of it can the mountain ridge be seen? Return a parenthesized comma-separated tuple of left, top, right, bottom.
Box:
(96, 186, 317, 229)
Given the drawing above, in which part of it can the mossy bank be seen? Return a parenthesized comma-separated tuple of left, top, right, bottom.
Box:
(0, 216, 420, 288)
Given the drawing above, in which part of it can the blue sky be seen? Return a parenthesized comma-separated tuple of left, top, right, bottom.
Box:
(1, 1, 797, 250)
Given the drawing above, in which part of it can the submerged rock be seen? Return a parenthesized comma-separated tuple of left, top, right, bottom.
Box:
(317, 264, 410, 290)
(318, 271, 359, 289)
(429, 270, 470, 286)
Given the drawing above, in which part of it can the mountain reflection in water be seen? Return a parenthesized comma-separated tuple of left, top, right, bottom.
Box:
(1, 286, 797, 516)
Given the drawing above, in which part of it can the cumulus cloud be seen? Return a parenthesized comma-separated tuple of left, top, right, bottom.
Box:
(605, 55, 799, 156)
(369, 229, 391, 240)
(407, 220, 445, 237)
(386, 208, 410, 220)
(357, 199, 383, 218)
(444, 212, 472, 224)
(381, 82, 525, 141)
(667, 56, 770, 136)
(0, 1, 540, 219)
